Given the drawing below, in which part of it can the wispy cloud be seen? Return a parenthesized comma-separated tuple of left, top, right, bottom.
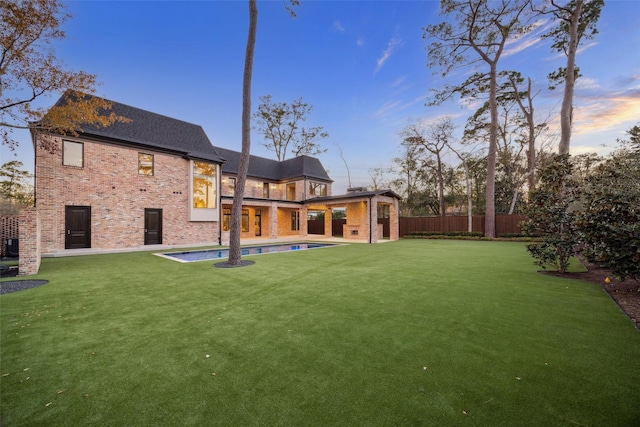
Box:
(391, 76, 407, 88)
(575, 77, 599, 90)
(372, 95, 426, 119)
(504, 18, 552, 57)
(333, 20, 345, 33)
(503, 36, 545, 57)
(577, 41, 598, 55)
(356, 36, 365, 47)
(573, 88, 640, 135)
(374, 37, 403, 75)
(372, 100, 403, 118)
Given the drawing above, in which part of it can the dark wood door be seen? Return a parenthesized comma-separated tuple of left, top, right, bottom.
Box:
(65, 206, 91, 249)
(144, 209, 163, 245)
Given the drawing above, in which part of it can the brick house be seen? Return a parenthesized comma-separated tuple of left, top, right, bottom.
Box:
(25, 95, 399, 267)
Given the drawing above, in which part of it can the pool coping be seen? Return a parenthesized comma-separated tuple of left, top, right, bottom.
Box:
(153, 241, 346, 263)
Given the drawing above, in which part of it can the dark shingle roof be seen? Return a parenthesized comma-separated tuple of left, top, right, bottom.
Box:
(214, 146, 332, 182)
(53, 93, 332, 181)
(307, 189, 401, 202)
(55, 93, 224, 163)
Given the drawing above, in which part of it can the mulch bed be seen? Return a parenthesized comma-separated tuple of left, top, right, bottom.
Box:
(0, 280, 49, 295)
(543, 257, 640, 329)
(213, 260, 256, 268)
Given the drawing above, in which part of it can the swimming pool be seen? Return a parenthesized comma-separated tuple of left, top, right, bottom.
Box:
(156, 242, 341, 263)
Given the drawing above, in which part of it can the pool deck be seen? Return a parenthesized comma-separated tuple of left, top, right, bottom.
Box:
(41, 236, 391, 258)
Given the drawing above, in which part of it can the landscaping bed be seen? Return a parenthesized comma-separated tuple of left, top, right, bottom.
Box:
(545, 256, 640, 328)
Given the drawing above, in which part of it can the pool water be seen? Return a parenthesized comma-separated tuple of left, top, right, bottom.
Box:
(156, 242, 340, 263)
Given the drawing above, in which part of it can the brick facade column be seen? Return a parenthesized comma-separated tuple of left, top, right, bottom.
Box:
(300, 205, 308, 237)
(269, 204, 278, 239)
(18, 207, 41, 276)
(324, 207, 332, 238)
(369, 198, 379, 243)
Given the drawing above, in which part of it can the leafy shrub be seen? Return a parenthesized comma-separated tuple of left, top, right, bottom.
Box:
(575, 149, 640, 281)
(521, 154, 580, 273)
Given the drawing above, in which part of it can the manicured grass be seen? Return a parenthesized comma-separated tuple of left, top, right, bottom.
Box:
(1, 240, 639, 426)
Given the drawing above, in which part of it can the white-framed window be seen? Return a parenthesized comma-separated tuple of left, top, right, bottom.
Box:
(63, 140, 84, 167)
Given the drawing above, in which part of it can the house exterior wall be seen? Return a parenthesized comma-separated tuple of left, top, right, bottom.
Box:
(220, 176, 331, 202)
(35, 134, 220, 254)
(344, 200, 369, 240)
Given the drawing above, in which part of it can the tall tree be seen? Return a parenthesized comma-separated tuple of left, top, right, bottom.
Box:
(228, 0, 259, 266)
(1, 0, 127, 151)
(541, 0, 604, 154)
(254, 95, 328, 161)
(424, 0, 533, 237)
(0, 160, 33, 214)
(368, 166, 391, 191)
(400, 117, 455, 216)
(227, 0, 299, 266)
(463, 70, 550, 206)
(504, 72, 542, 192)
(391, 140, 423, 216)
(447, 143, 485, 231)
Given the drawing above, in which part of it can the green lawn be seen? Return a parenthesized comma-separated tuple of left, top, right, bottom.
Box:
(1, 240, 639, 426)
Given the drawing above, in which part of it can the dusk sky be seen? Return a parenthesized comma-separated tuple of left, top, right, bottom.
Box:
(3, 0, 639, 194)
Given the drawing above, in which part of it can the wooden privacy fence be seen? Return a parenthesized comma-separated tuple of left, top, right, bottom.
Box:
(307, 219, 347, 237)
(399, 215, 526, 237)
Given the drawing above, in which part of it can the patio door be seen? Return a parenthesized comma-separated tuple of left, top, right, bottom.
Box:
(65, 205, 91, 249)
(255, 210, 262, 236)
(144, 209, 163, 245)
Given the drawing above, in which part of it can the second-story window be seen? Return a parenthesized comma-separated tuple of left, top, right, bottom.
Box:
(308, 182, 327, 197)
(62, 140, 84, 167)
(286, 183, 296, 201)
(263, 182, 269, 199)
(228, 177, 236, 192)
(193, 161, 217, 209)
(138, 153, 154, 176)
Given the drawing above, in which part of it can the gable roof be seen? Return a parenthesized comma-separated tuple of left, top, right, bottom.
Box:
(52, 93, 332, 181)
(54, 93, 224, 163)
(213, 146, 332, 183)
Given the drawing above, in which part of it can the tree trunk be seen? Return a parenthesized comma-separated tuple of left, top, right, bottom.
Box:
(463, 161, 472, 232)
(484, 62, 498, 238)
(559, 0, 582, 155)
(526, 78, 536, 192)
(437, 155, 445, 217)
(228, 0, 257, 265)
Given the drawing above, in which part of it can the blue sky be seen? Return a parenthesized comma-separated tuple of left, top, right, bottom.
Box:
(3, 0, 639, 194)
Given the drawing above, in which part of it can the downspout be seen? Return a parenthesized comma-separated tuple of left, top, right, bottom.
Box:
(369, 195, 373, 244)
(218, 193, 222, 245)
(218, 160, 226, 246)
(30, 128, 38, 207)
